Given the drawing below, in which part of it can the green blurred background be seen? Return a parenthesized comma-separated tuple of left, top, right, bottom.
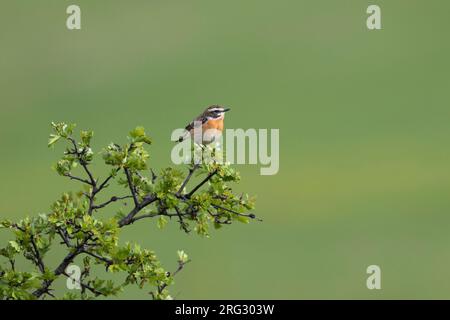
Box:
(1, 0, 450, 299)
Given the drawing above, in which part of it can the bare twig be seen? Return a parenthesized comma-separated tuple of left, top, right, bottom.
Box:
(211, 204, 261, 221)
(66, 137, 98, 215)
(177, 164, 199, 196)
(96, 168, 120, 194)
(157, 260, 191, 294)
(118, 195, 157, 227)
(92, 195, 132, 210)
(124, 168, 139, 207)
(29, 236, 45, 274)
(62, 271, 103, 297)
(129, 211, 181, 224)
(175, 207, 190, 233)
(63, 173, 92, 186)
(68, 137, 96, 187)
(81, 250, 113, 265)
(186, 169, 217, 198)
(57, 228, 73, 247)
(150, 169, 157, 184)
(33, 243, 85, 298)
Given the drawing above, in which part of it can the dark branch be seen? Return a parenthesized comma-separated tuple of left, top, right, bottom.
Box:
(63, 173, 92, 186)
(129, 211, 181, 224)
(158, 260, 190, 294)
(129, 213, 158, 223)
(96, 168, 120, 194)
(92, 195, 132, 210)
(81, 250, 113, 265)
(150, 169, 157, 184)
(29, 236, 45, 274)
(62, 272, 103, 297)
(186, 169, 217, 198)
(211, 204, 261, 221)
(68, 137, 96, 187)
(175, 207, 190, 233)
(177, 164, 199, 196)
(118, 194, 157, 227)
(33, 242, 85, 298)
(57, 228, 73, 247)
(124, 168, 139, 207)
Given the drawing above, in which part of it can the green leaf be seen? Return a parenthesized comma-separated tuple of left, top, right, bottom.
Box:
(177, 250, 189, 263)
(9, 241, 21, 252)
(157, 216, 168, 229)
(129, 127, 152, 144)
(48, 134, 61, 147)
(0, 219, 12, 228)
(80, 130, 94, 146)
(236, 215, 250, 224)
(51, 122, 76, 138)
(130, 127, 145, 138)
(42, 269, 57, 281)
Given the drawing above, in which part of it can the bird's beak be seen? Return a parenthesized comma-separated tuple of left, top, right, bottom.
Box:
(223, 108, 231, 112)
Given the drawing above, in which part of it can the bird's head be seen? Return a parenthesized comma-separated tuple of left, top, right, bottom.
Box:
(203, 105, 231, 120)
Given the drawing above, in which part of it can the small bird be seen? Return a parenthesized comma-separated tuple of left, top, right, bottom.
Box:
(178, 105, 231, 145)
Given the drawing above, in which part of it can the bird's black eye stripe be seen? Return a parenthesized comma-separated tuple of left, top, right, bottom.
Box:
(205, 109, 224, 118)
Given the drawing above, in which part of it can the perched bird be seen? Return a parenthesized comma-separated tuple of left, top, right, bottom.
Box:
(178, 105, 231, 145)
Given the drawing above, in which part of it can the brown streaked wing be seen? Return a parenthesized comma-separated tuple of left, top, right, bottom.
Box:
(184, 115, 208, 131)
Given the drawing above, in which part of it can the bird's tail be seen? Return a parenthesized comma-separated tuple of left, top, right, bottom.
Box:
(176, 130, 191, 143)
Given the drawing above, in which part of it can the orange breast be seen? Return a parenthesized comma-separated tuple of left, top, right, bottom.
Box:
(203, 118, 224, 131)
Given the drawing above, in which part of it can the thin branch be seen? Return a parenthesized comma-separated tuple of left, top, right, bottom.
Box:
(118, 195, 157, 227)
(186, 169, 217, 198)
(29, 236, 45, 274)
(62, 272, 103, 297)
(129, 213, 158, 223)
(81, 250, 113, 265)
(11, 223, 25, 232)
(129, 211, 181, 224)
(68, 137, 96, 187)
(63, 173, 92, 186)
(8, 258, 15, 271)
(177, 164, 199, 196)
(96, 168, 120, 194)
(150, 169, 157, 184)
(211, 204, 261, 221)
(57, 229, 73, 247)
(92, 195, 132, 210)
(124, 168, 139, 207)
(81, 162, 96, 187)
(67, 136, 97, 216)
(33, 242, 85, 298)
(158, 260, 191, 294)
(175, 207, 190, 233)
